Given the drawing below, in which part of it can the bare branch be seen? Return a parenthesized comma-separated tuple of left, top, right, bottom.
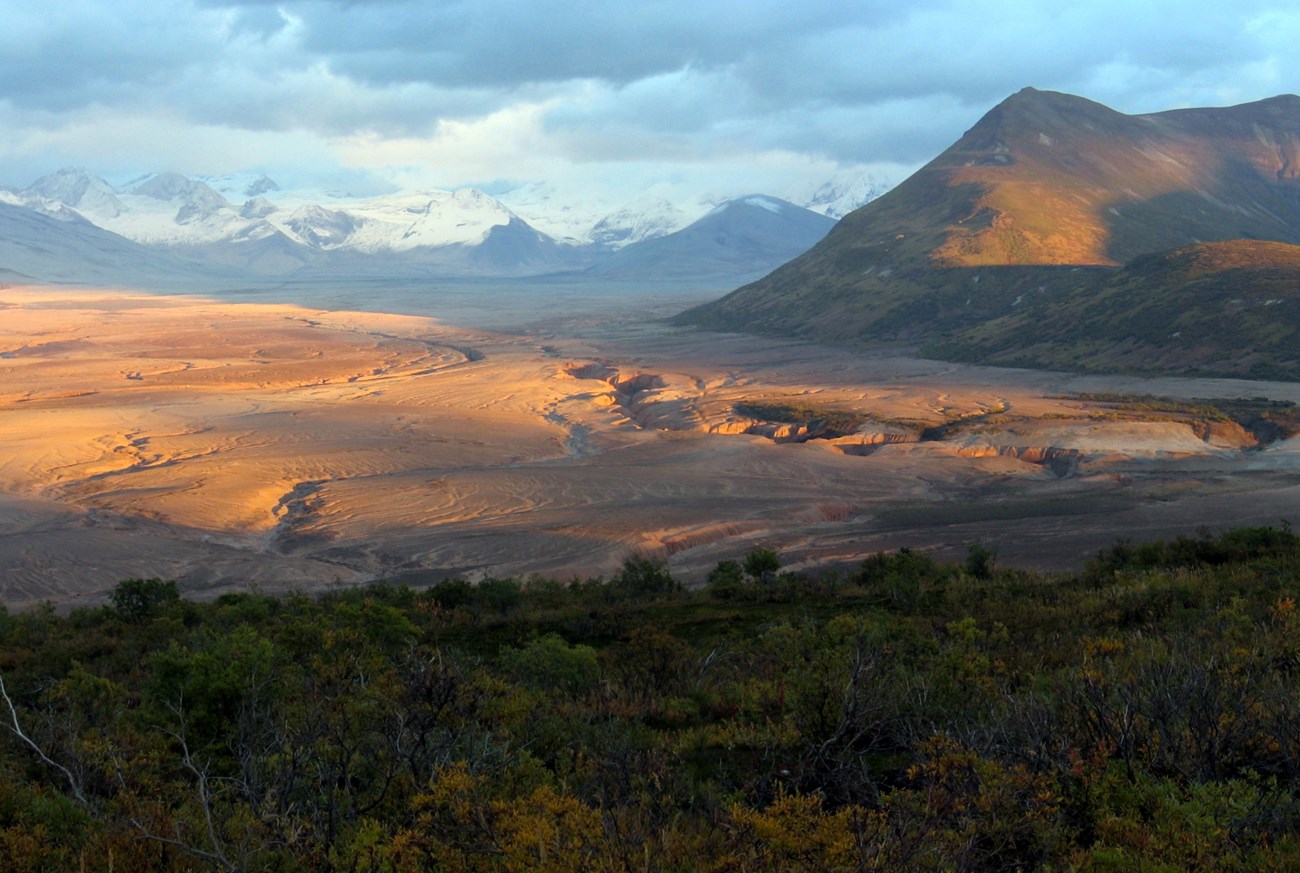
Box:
(163, 697, 238, 873)
(128, 820, 236, 869)
(0, 670, 89, 807)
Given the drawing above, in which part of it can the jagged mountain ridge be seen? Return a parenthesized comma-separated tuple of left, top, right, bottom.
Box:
(680, 89, 1300, 358)
(15, 169, 532, 253)
(6, 169, 600, 277)
(2, 168, 880, 282)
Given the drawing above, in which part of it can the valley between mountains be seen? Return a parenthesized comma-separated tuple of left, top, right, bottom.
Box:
(4, 285, 1300, 608)
(6, 88, 1300, 608)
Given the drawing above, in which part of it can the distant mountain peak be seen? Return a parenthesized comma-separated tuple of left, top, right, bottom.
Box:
(28, 166, 108, 188)
(240, 197, 278, 220)
(127, 173, 230, 226)
(586, 196, 692, 250)
(130, 173, 227, 204)
(737, 195, 788, 214)
(244, 175, 280, 197)
(451, 187, 499, 207)
(23, 167, 122, 216)
(284, 204, 357, 248)
(195, 172, 283, 200)
(804, 175, 888, 219)
(591, 195, 835, 282)
(702, 195, 804, 219)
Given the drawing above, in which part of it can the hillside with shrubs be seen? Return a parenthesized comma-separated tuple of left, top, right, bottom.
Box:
(3, 528, 1300, 870)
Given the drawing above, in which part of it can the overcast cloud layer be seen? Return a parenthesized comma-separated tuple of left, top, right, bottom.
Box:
(3, 0, 1298, 207)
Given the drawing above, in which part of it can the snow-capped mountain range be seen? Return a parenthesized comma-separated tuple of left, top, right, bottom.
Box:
(9, 169, 529, 252)
(0, 168, 888, 284)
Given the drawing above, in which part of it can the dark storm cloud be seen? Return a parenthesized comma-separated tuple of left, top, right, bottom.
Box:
(286, 0, 915, 89)
(0, 2, 222, 110)
(2, 0, 1298, 189)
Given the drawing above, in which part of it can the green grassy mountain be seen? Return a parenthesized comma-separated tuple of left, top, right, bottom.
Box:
(678, 89, 1300, 365)
(936, 239, 1300, 379)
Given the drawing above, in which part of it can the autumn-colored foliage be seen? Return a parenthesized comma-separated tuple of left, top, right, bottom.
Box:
(2, 526, 1300, 870)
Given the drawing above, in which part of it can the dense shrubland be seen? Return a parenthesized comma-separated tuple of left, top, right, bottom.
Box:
(3, 527, 1300, 870)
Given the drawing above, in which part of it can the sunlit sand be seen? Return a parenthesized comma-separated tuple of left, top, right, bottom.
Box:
(3, 286, 1299, 607)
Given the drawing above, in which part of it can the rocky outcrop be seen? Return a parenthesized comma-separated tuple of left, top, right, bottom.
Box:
(1193, 420, 1258, 450)
(826, 431, 921, 455)
(564, 362, 682, 430)
(955, 444, 1083, 477)
(560, 361, 1259, 482)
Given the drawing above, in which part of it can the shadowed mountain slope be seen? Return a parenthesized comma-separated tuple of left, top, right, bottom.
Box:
(934, 239, 1300, 380)
(0, 202, 216, 286)
(587, 196, 836, 282)
(680, 89, 1300, 347)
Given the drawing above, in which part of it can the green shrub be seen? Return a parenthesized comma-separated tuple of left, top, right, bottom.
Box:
(499, 633, 600, 695)
(613, 556, 680, 597)
(108, 578, 179, 622)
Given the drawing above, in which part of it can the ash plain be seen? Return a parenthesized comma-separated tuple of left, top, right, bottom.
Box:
(3, 278, 1298, 608)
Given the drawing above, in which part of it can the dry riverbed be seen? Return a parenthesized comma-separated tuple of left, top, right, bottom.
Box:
(3, 286, 1299, 607)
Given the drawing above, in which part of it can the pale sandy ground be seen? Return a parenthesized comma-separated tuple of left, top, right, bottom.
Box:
(3, 285, 1299, 608)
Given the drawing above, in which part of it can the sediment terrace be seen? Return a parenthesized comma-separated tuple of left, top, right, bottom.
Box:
(3, 286, 1300, 607)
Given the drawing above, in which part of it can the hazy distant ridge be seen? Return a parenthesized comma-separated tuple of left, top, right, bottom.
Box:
(0, 168, 885, 284)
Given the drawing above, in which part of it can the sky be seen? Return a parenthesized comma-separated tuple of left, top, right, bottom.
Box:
(2, 0, 1298, 210)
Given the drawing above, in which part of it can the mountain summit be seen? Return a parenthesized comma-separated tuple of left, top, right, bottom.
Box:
(681, 89, 1300, 348)
(934, 88, 1300, 266)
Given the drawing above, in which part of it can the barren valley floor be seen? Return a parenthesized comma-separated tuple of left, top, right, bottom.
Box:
(3, 284, 1300, 608)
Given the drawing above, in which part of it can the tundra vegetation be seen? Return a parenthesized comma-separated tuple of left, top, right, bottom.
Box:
(3, 527, 1300, 870)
